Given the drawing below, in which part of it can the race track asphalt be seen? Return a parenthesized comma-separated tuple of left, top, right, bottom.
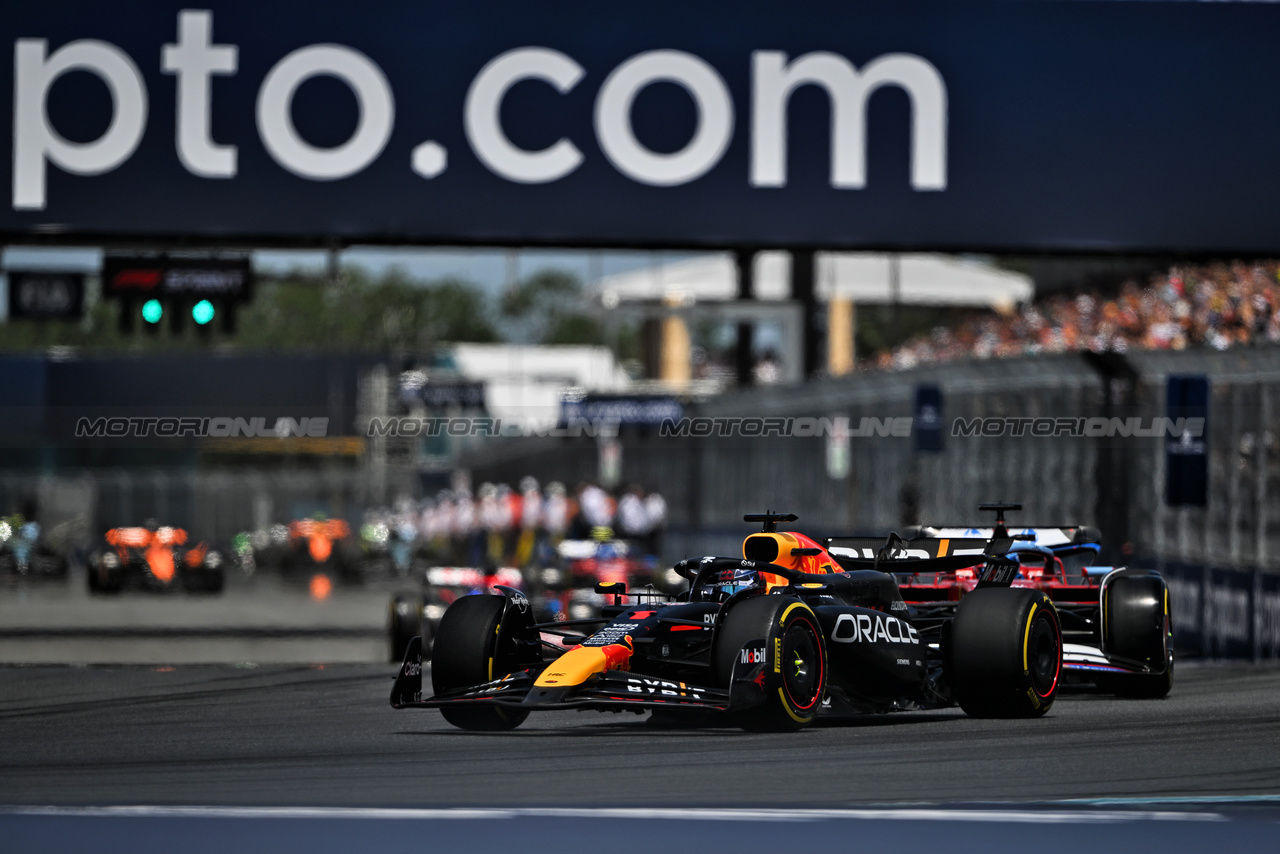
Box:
(2, 662, 1278, 807)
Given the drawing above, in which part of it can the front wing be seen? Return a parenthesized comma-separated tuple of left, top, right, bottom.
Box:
(391, 636, 746, 714)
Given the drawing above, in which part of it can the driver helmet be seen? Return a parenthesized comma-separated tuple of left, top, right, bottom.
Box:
(701, 566, 760, 602)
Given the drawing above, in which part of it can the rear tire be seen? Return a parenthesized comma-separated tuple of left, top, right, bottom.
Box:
(949, 587, 1062, 718)
(713, 596, 826, 731)
(431, 594, 530, 731)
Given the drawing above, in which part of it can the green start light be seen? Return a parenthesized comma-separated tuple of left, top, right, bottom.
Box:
(141, 299, 163, 324)
(192, 299, 215, 325)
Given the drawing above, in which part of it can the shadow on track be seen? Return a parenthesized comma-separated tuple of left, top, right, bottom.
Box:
(390, 709, 963, 737)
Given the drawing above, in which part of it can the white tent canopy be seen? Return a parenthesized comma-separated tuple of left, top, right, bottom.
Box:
(450, 344, 630, 427)
(594, 251, 1033, 309)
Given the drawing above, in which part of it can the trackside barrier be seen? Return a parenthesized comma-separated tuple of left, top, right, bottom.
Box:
(1147, 559, 1280, 661)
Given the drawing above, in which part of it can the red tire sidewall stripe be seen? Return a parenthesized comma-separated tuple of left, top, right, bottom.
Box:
(783, 612, 825, 711)
(1034, 605, 1062, 699)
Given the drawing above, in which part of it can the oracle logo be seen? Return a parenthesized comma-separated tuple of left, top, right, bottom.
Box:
(12, 9, 948, 210)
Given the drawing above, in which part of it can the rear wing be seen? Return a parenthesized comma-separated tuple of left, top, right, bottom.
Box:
(828, 534, 996, 571)
(826, 534, 1021, 586)
(902, 526, 1101, 548)
(827, 536, 988, 562)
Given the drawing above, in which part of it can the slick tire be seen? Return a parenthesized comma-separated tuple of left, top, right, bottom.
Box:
(713, 596, 827, 732)
(388, 594, 425, 663)
(949, 587, 1062, 718)
(1099, 570, 1173, 699)
(431, 594, 529, 731)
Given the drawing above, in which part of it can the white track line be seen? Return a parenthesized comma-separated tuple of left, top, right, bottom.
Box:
(0, 806, 1227, 824)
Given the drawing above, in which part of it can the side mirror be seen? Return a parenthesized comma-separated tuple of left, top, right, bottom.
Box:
(595, 581, 626, 605)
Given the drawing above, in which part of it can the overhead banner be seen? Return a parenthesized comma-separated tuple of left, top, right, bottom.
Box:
(3, 2, 1280, 251)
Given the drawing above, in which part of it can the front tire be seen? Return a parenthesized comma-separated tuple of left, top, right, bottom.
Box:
(1099, 570, 1173, 699)
(949, 587, 1062, 718)
(713, 596, 827, 731)
(431, 594, 530, 731)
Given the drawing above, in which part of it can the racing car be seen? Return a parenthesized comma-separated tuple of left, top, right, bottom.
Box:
(534, 536, 660, 623)
(387, 565, 525, 661)
(360, 512, 426, 578)
(391, 511, 1065, 730)
(389, 536, 662, 661)
(271, 516, 359, 584)
(0, 516, 69, 580)
(87, 522, 224, 593)
(886, 504, 1172, 698)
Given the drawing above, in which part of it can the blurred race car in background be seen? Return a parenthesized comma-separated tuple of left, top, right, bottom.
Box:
(389, 532, 666, 661)
(392, 511, 1067, 730)
(532, 536, 661, 623)
(387, 565, 524, 661)
(284, 517, 356, 581)
(87, 522, 224, 593)
(360, 511, 429, 578)
(872, 503, 1172, 697)
(0, 516, 69, 580)
(233, 517, 359, 584)
(230, 524, 290, 576)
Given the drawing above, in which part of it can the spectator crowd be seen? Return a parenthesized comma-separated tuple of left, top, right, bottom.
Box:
(371, 478, 668, 569)
(875, 260, 1280, 370)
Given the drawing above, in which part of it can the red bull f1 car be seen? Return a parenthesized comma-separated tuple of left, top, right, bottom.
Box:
(391, 511, 1067, 731)
(887, 504, 1173, 698)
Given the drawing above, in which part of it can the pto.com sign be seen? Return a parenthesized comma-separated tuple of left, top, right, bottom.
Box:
(11, 9, 947, 210)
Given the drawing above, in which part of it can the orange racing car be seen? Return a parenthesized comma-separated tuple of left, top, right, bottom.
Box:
(88, 521, 224, 593)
